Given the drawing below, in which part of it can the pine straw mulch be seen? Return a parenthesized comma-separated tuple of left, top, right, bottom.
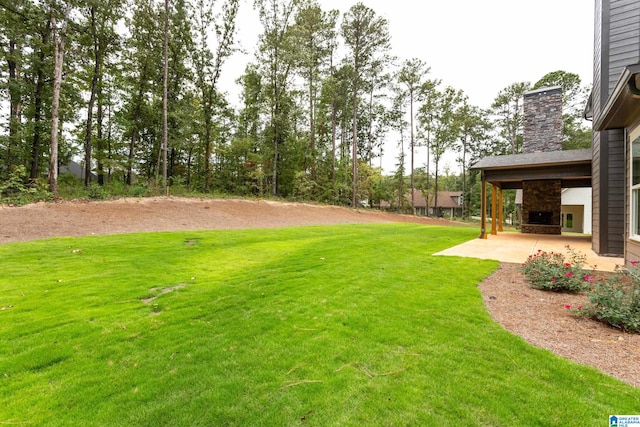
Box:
(478, 263, 640, 388)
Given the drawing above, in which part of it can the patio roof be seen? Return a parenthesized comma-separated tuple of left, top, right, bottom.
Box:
(470, 148, 592, 189)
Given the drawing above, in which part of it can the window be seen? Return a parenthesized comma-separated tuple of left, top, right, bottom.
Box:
(631, 127, 640, 239)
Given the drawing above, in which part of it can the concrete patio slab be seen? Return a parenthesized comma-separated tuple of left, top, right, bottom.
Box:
(435, 232, 624, 271)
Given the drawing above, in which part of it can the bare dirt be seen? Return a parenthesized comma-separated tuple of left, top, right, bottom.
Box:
(0, 197, 456, 244)
(1, 197, 638, 388)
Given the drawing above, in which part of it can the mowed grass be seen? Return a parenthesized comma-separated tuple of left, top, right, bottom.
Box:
(0, 223, 638, 426)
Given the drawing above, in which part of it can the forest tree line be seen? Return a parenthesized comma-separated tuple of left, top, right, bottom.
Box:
(0, 0, 591, 215)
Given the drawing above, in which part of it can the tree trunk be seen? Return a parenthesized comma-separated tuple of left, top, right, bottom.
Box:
(461, 134, 467, 218)
(368, 83, 373, 167)
(410, 90, 415, 213)
(434, 159, 439, 218)
(96, 76, 104, 186)
(161, 0, 169, 195)
(7, 39, 22, 168)
(107, 100, 113, 184)
(84, 9, 101, 187)
(351, 81, 358, 208)
(309, 70, 316, 181)
(204, 111, 212, 192)
(127, 81, 145, 185)
(30, 20, 52, 180)
(48, 2, 70, 197)
(30, 64, 45, 180)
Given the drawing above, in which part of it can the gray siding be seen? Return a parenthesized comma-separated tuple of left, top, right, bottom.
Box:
(592, 0, 640, 255)
(591, 0, 636, 256)
(609, 0, 640, 90)
(609, 0, 639, 256)
(592, 0, 603, 254)
(627, 241, 640, 264)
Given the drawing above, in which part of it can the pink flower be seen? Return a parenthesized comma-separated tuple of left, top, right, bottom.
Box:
(551, 278, 557, 283)
(577, 305, 583, 310)
(565, 305, 571, 309)
(584, 275, 594, 283)
(564, 263, 571, 268)
(566, 272, 574, 278)
(632, 261, 638, 266)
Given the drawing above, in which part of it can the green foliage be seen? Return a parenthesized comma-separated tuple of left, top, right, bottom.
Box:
(0, 165, 52, 206)
(521, 247, 589, 293)
(86, 184, 109, 200)
(491, 81, 531, 155)
(1, 224, 639, 425)
(583, 263, 640, 333)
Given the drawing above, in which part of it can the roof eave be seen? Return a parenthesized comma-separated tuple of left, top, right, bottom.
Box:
(594, 64, 640, 131)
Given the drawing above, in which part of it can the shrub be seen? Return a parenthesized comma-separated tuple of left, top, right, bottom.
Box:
(87, 184, 109, 200)
(521, 247, 589, 293)
(583, 263, 640, 333)
(0, 165, 52, 205)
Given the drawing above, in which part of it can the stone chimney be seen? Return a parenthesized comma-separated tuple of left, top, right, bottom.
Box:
(523, 86, 563, 153)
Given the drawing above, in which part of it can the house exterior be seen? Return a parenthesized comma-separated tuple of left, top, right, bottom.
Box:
(589, 0, 640, 263)
(380, 190, 464, 218)
(428, 191, 463, 219)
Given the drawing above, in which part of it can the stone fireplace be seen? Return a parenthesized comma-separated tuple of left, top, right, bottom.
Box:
(517, 86, 564, 235)
(521, 180, 562, 234)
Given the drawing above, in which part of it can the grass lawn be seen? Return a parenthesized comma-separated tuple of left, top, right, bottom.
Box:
(0, 223, 638, 426)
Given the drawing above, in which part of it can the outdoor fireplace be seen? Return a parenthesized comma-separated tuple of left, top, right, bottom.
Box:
(528, 210, 553, 225)
(521, 180, 562, 235)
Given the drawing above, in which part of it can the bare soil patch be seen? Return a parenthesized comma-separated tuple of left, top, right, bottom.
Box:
(0, 196, 456, 244)
(2, 197, 638, 387)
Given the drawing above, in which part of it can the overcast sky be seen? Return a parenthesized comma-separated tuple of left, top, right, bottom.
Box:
(221, 0, 595, 173)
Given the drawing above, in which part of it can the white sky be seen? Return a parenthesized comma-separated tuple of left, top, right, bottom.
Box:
(221, 0, 595, 174)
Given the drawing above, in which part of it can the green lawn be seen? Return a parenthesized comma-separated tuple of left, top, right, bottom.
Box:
(0, 224, 637, 426)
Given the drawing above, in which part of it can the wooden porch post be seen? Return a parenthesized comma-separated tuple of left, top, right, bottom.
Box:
(491, 184, 497, 235)
(479, 173, 487, 239)
(498, 187, 504, 232)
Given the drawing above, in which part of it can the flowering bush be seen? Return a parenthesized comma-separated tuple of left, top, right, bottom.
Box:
(582, 262, 640, 333)
(521, 247, 589, 293)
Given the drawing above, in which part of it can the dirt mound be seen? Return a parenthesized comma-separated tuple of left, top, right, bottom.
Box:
(0, 197, 460, 244)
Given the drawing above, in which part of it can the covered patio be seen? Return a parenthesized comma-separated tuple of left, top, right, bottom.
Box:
(435, 232, 623, 271)
(471, 149, 593, 238)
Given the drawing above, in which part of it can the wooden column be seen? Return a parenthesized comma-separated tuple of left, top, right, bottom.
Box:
(479, 175, 487, 239)
(498, 187, 504, 232)
(491, 184, 497, 235)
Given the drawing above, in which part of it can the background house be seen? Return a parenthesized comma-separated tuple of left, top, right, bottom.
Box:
(381, 190, 463, 218)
